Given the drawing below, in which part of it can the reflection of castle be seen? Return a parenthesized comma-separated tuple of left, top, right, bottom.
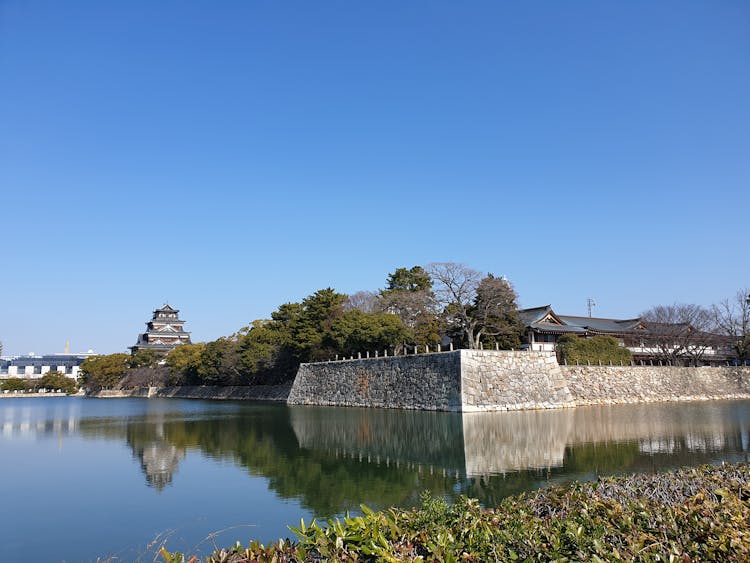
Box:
(132, 441, 185, 491)
(125, 417, 186, 491)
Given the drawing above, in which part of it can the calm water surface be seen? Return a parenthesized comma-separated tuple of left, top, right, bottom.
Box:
(1, 397, 749, 562)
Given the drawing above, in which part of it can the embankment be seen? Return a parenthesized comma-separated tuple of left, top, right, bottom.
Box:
(89, 383, 291, 401)
(287, 350, 576, 411)
(288, 350, 750, 411)
(88, 353, 750, 412)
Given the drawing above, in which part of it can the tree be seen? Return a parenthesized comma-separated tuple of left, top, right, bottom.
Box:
(78, 353, 130, 391)
(345, 291, 379, 313)
(641, 304, 717, 366)
(379, 266, 442, 347)
(1, 377, 27, 392)
(712, 288, 750, 363)
(235, 321, 296, 385)
(470, 275, 524, 350)
(557, 335, 632, 365)
(197, 337, 240, 385)
(326, 310, 411, 356)
(288, 288, 348, 362)
(165, 343, 206, 384)
(384, 266, 433, 293)
(427, 262, 483, 348)
(129, 349, 159, 369)
(37, 371, 78, 394)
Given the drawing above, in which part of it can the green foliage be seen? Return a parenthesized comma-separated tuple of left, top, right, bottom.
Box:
(162, 463, 750, 562)
(165, 343, 206, 384)
(383, 266, 432, 294)
(380, 266, 443, 347)
(1, 377, 28, 392)
(197, 338, 241, 385)
(557, 334, 633, 365)
(472, 274, 524, 350)
(160, 286, 418, 387)
(326, 310, 411, 356)
(78, 353, 130, 391)
(291, 288, 348, 362)
(37, 371, 78, 394)
(129, 349, 159, 369)
(235, 321, 296, 384)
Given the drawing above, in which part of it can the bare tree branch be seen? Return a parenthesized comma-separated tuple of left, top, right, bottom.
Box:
(712, 288, 750, 362)
(641, 303, 717, 366)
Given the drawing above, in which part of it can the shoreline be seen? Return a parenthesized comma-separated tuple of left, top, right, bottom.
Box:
(0, 392, 81, 399)
(87, 384, 292, 402)
(83, 383, 750, 411)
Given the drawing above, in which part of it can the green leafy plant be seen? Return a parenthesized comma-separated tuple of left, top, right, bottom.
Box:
(160, 463, 750, 562)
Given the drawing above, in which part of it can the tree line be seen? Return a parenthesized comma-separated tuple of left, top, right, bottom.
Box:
(1, 371, 78, 394)
(80, 263, 524, 390)
(76, 266, 749, 390)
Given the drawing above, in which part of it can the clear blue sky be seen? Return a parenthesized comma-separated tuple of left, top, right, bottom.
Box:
(2, 1, 748, 356)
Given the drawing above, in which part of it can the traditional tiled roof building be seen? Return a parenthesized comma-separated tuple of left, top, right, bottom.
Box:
(131, 304, 192, 354)
(518, 305, 644, 352)
(519, 305, 733, 365)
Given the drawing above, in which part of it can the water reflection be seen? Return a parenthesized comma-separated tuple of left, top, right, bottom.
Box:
(1, 399, 82, 437)
(3, 398, 749, 516)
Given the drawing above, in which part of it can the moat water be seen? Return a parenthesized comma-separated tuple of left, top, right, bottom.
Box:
(1, 397, 749, 562)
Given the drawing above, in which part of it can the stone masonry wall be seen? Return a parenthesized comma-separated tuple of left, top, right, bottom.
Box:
(287, 352, 463, 410)
(89, 384, 292, 401)
(287, 350, 577, 411)
(288, 352, 750, 412)
(563, 365, 750, 405)
(460, 350, 576, 411)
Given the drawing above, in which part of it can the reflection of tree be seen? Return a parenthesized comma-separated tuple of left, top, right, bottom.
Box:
(77, 401, 750, 517)
(156, 407, 459, 516)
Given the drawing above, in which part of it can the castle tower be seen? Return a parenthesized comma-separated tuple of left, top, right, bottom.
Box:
(130, 304, 192, 354)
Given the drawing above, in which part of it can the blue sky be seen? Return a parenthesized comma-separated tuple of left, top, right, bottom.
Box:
(2, 1, 748, 356)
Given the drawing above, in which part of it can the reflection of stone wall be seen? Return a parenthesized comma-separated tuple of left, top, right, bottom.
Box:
(290, 406, 466, 470)
(290, 400, 749, 478)
(564, 402, 741, 446)
(564, 365, 750, 405)
(462, 410, 573, 474)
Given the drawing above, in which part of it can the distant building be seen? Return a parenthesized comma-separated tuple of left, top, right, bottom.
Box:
(519, 305, 733, 365)
(130, 304, 192, 354)
(0, 352, 95, 379)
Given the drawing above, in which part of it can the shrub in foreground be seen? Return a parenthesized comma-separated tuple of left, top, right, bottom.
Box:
(161, 462, 750, 562)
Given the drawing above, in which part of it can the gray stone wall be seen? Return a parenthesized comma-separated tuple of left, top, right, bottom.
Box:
(563, 365, 750, 405)
(287, 352, 463, 410)
(89, 384, 292, 401)
(460, 350, 575, 411)
(89, 358, 750, 412)
(287, 350, 576, 411)
(288, 351, 750, 412)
